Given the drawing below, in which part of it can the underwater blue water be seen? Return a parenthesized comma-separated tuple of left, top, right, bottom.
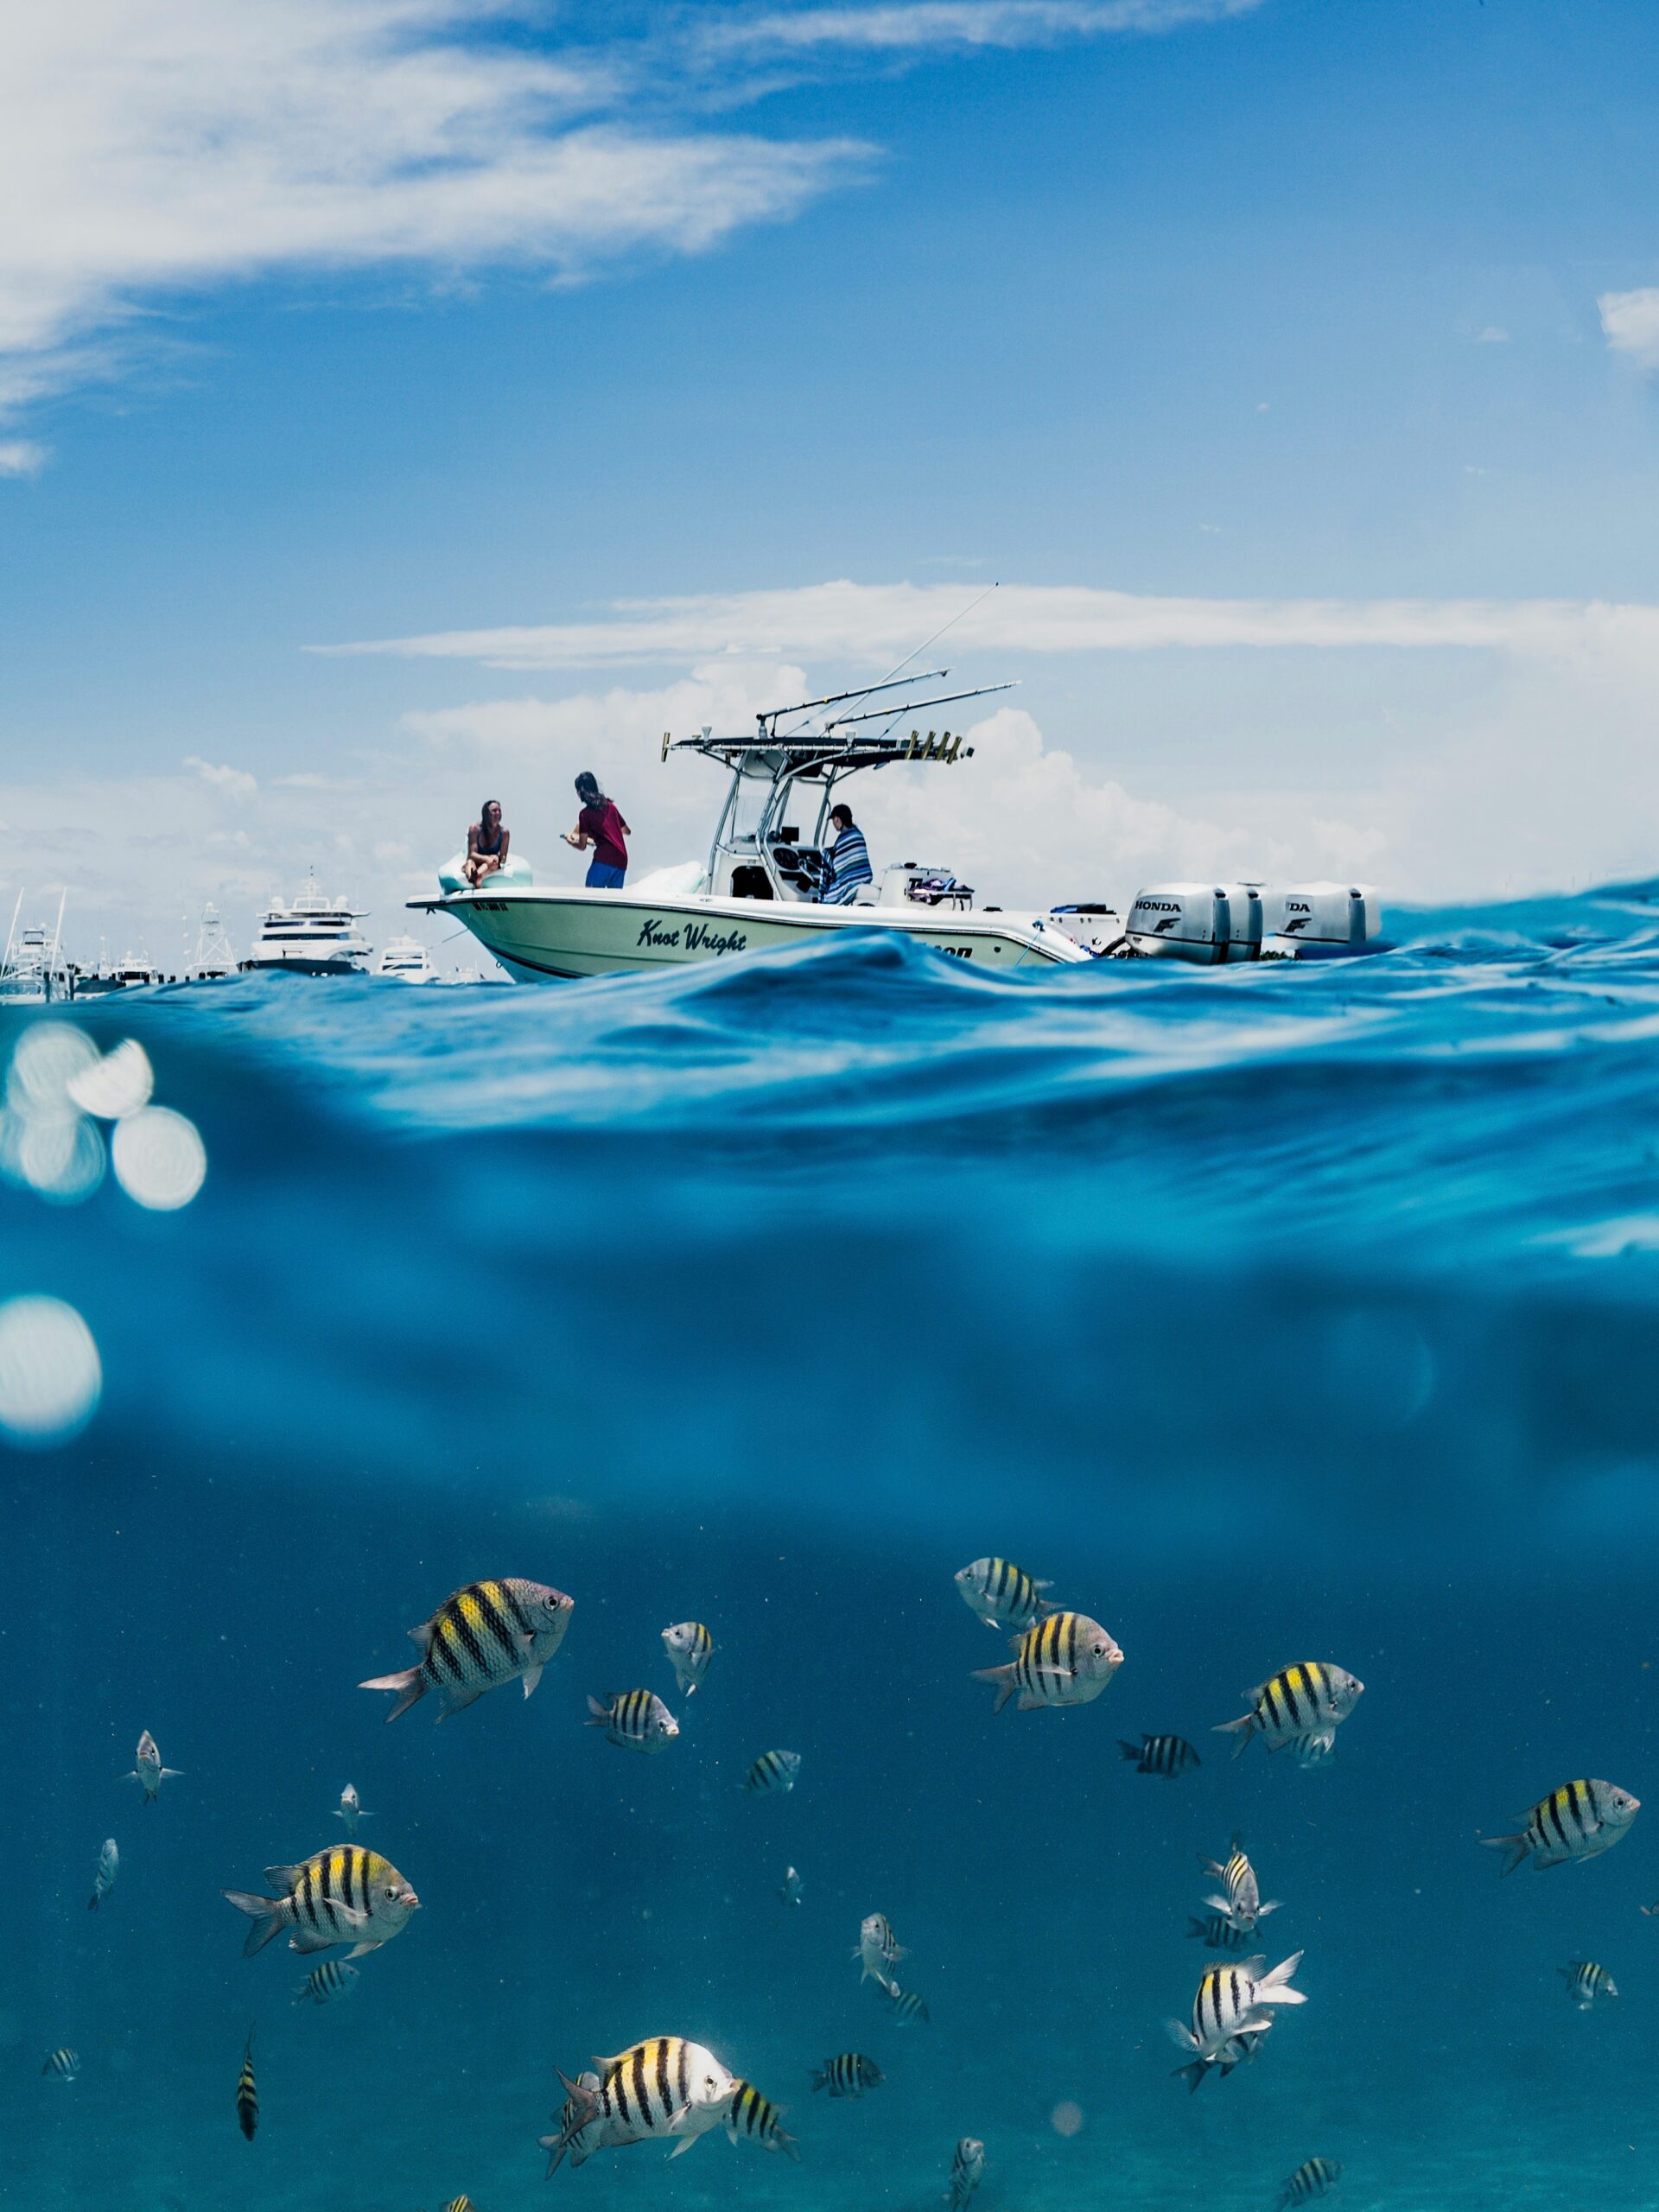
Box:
(7, 880, 1659, 2212)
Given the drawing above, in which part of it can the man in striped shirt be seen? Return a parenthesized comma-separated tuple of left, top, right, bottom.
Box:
(820, 804, 873, 904)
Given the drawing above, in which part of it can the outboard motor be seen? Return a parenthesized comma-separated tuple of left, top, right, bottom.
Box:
(1121, 883, 1262, 964)
(1259, 883, 1380, 957)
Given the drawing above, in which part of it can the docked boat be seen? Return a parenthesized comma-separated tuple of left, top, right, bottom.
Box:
(73, 949, 162, 997)
(0, 893, 71, 1003)
(412, 674, 1381, 982)
(190, 903, 238, 982)
(244, 874, 370, 976)
(374, 935, 437, 984)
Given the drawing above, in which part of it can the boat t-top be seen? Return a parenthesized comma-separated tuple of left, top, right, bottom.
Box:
(413, 670, 1380, 982)
(191, 903, 238, 982)
(0, 892, 70, 1003)
(245, 872, 371, 976)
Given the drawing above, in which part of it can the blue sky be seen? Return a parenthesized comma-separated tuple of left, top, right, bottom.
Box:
(3, 0, 1658, 958)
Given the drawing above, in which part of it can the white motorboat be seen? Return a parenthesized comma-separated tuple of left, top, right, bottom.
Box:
(73, 949, 162, 997)
(191, 903, 238, 982)
(412, 675, 1110, 982)
(245, 873, 370, 976)
(0, 892, 70, 1003)
(374, 934, 437, 984)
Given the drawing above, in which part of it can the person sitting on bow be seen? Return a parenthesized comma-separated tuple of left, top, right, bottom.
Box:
(463, 799, 510, 887)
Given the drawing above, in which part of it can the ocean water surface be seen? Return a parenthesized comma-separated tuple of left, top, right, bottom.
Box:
(7, 880, 1659, 2212)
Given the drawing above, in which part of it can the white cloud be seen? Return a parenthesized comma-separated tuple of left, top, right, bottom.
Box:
(184, 756, 258, 800)
(322, 576, 1659, 671)
(0, 1, 870, 413)
(0, 438, 48, 475)
(1599, 288, 1659, 372)
(1475, 326, 1510, 345)
(698, 0, 1262, 55)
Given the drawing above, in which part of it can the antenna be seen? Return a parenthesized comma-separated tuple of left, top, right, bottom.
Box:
(823, 683, 1013, 730)
(756, 672, 950, 737)
(2, 888, 20, 974)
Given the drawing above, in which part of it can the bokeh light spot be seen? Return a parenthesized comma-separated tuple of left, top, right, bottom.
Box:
(111, 1106, 207, 1211)
(67, 1039, 154, 1121)
(1050, 2101, 1084, 2138)
(0, 1297, 102, 1444)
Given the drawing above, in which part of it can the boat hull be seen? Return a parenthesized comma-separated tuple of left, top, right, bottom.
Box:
(414, 887, 1089, 982)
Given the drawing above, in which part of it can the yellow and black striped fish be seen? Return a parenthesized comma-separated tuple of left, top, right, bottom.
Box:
(543, 2037, 736, 2169)
(223, 1844, 421, 1959)
(587, 1689, 679, 1751)
(743, 1749, 801, 1794)
(726, 2080, 801, 2160)
(1560, 1960, 1618, 2010)
(1277, 2158, 1342, 2207)
(439, 2197, 476, 2211)
(1186, 1912, 1250, 1954)
(879, 1982, 931, 2024)
(948, 2137, 986, 2210)
(236, 2031, 258, 2142)
(41, 2048, 80, 2082)
(361, 1577, 574, 1723)
(972, 1611, 1123, 1714)
(662, 1621, 715, 1697)
(1120, 1732, 1200, 1777)
(810, 2052, 883, 2099)
(1484, 1779, 1641, 1873)
(1199, 1834, 1279, 1935)
(955, 1557, 1058, 1632)
(1215, 1663, 1363, 1766)
(293, 1959, 361, 2005)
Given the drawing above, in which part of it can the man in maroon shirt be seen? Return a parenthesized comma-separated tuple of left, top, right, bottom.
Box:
(563, 771, 630, 887)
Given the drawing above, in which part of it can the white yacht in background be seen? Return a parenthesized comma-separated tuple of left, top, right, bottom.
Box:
(73, 949, 162, 997)
(373, 934, 437, 984)
(0, 892, 70, 1003)
(244, 872, 370, 976)
(191, 903, 238, 982)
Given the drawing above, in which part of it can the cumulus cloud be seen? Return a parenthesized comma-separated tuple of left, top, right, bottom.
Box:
(1599, 289, 1659, 372)
(323, 576, 1659, 671)
(0, 438, 48, 475)
(184, 756, 259, 800)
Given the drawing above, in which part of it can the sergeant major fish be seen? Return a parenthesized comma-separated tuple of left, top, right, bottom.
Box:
(1278, 2158, 1343, 2207)
(779, 1866, 804, 1907)
(811, 2053, 883, 2099)
(41, 2049, 79, 2082)
(542, 2037, 735, 2169)
(1214, 1664, 1363, 1768)
(1166, 1952, 1306, 2092)
(1186, 1913, 1251, 1954)
(948, 2138, 986, 2210)
(293, 1960, 361, 2005)
(125, 1730, 181, 1804)
(334, 1783, 372, 1836)
(726, 2081, 801, 2160)
(972, 1612, 1123, 1714)
(222, 1845, 420, 1959)
(743, 1750, 801, 1794)
(88, 1838, 119, 1910)
(855, 1912, 906, 1986)
(1484, 1780, 1640, 1874)
(1199, 1835, 1280, 1936)
(1560, 1960, 1618, 2010)
(1120, 1732, 1199, 1777)
(236, 2031, 258, 2142)
(662, 1622, 715, 1697)
(955, 1558, 1058, 1632)
(587, 1690, 678, 1751)
(359, 1578, 574, 1722)
(880, 1983, 931, 2024)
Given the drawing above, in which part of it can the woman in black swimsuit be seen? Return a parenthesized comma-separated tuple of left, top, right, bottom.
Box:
(463, 799, 509, 887)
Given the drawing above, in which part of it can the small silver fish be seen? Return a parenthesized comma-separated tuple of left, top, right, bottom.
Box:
(855, 1911, 906, 1986)
(1560, 1960, 1618, 2011)
(125, 1730, 181, 1804)
(293, 1960, 362, 2005)
(586, 1689, 678, 1752)
(779, 1866, 804, 1907)
(334, 1783, 372, 1837)
(947, 2138, 985, 2209)
(743, 1749, 801, 1794)
(662, 1621, 715, 1697)
(1199, 1835, 1280, 1936)
(42, 2048, 80, 2082)
(1277, 2158, 1343, 2207)
(88, 1838, 119, 1911)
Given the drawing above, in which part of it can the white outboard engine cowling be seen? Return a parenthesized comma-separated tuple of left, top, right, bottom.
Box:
(1122, 882, 1262, 964)
(1260, 883, 1380, 957)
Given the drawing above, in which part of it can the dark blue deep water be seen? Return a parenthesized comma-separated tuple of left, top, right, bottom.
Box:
(7, 880, 1659, 2212)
